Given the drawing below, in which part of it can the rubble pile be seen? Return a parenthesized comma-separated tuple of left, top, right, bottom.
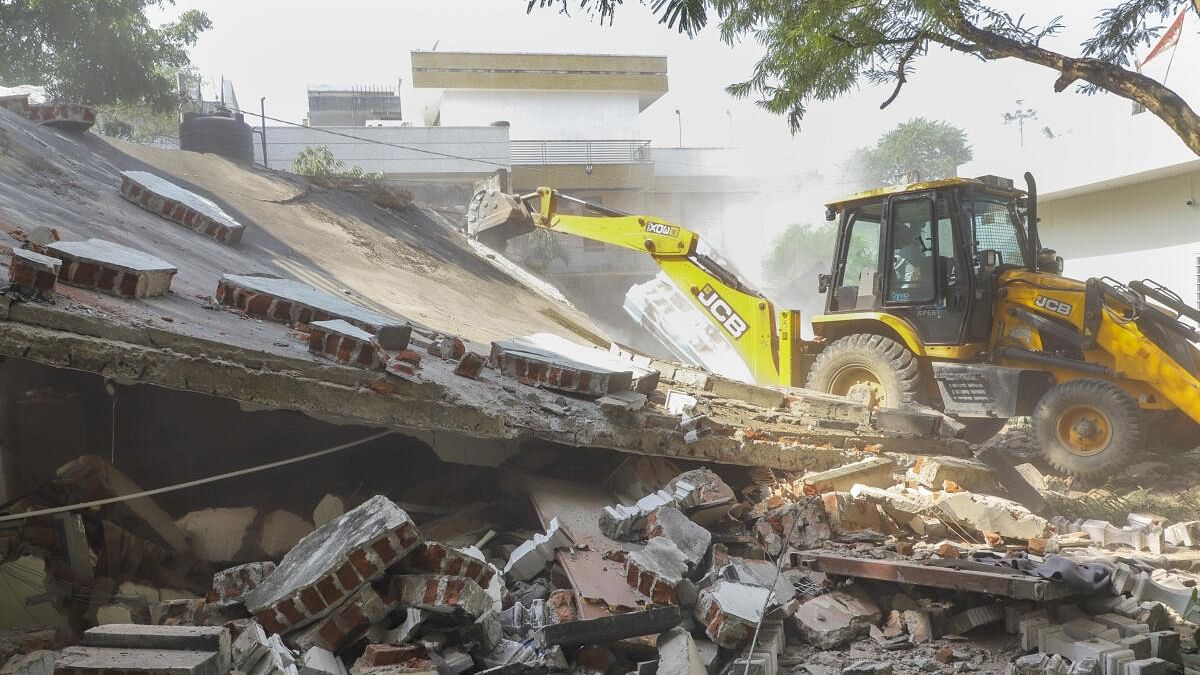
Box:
(0, 441, 1196, 675)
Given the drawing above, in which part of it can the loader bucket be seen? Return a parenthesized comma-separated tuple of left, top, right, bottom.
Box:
(466, 189, 535, 250)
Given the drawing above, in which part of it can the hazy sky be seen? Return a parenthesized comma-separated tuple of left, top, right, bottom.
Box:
(153, 0, 1198, 182)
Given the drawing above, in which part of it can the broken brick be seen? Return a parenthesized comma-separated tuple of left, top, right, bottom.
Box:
(289, 583, 396, 653)
(453, 351, 486, 379)
(208, 561, 277, 607)
(624, 537, 689, 604)
(694, 580, 770, 648)
(490, 333, 635, 396)
(400, 541, 495, 588)
(8, 248, 60, 300)
(25, 103, 96, 130)
(308, 319, 385, 370)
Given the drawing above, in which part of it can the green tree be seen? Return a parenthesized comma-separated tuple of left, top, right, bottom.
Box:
(0, 1, 210, 109)
(527, 0, 1200, 155)
(292, 145, 379, 179)
(850, 118, 973, 187)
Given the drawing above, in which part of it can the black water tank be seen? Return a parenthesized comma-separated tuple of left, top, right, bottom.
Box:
(179, 111, 254, 164)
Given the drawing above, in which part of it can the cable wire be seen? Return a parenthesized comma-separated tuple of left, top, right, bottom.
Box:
(740, 497, 813, 675)
(0, 431, 396, 523)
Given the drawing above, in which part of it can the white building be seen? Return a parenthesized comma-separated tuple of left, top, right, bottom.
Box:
(1039, 158, 1200, 307)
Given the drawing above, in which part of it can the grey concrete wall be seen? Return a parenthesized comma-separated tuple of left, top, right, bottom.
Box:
(254, 125, 510, 176)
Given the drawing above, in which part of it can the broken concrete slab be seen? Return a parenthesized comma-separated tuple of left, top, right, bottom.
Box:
(81, 625, 229, 673)
(642, 506, 710, 568)
(1082, 520, 1164, 554)
(936, 491, 1050, 540)
(822, 491, 887, 534)
(668, 468, 735, 512)
(540, 605, 681, 646)
(802, 457, 895, 492)
(54, 646, 221, 675)
(694, 580, 770, 648)
(625, 537, 690, 604)
(119, 171, 247, 245)
(47, 238, 177, 298)
(8, 248, 60, 300)
(244, 495, 420, 634)
(792, 588, 881, 649)
(490, 333, 638, 397)
(656, 627, 705, 675)
(308, 320, 386, 370)
(502, 517, 573, 582)
(849, 485, 939, 537)
(216, 274, 411, 350)
(912, 456, 995, 492)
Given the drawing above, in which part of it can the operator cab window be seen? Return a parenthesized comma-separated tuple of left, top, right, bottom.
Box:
(833, 201, 883, 311)
(972, 197, 1029, 268)
(887, 199, 936, 304)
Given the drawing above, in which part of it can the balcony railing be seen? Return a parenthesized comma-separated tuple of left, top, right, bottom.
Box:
(510, 139, 653, 165)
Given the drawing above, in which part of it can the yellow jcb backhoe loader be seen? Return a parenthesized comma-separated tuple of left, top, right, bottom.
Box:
(468, 173, 1200, 478)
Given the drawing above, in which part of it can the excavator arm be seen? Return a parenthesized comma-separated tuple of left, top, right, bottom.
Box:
(469, 187, 801, 385)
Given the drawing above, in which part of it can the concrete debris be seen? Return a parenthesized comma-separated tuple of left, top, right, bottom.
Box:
(754, 497, 832, 555)
(389, 575, 491, 620)
(695, 580, 770, 648)
(642, 505, 711, 568)
(0, 650, 58, 675)
(792, 588, 881, 649)
(656, 627, 706, 675)
(936, 491, 1051, 540)
(308, 320, 387, 370)
(300, 646, 348, 675)
(502, 517, 573, 581)
(1162, 521, 1199, 547)
(598, 480, 694, 541)
(603, 456, 683, 505)
(802, 456, 895, 492)
(1081, 519, 1164, 554)
(624, 536, 690, 604)
(177, 507, 259, 563)
(244, 495, 420, 633)
(54, 646, 222, 675)
(312, 495, 346, 528)
(911, 456, 995, 492)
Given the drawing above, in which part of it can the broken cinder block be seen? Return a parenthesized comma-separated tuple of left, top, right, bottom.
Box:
(47, 239, 177, 299)
(243, 495, 420, 634)
(119, 171, 247, 245)
(792, 587, 881, 649)
(801, 456, 895, 493)
(503, 517, 572, 581)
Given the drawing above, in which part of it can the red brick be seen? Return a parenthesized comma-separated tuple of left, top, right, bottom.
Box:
(299, 586, 327, 614)
(317, 620, 345, 649)
(70, 261, 99, 285)
(247, 294, 272, 316)
(370, 536, 399, 564)
(454, 352, 486, 378)
(118, 273, 139, 297)
(277, 598, 306, 625)
(315, 576, 342, 605)
(335, 562, 360, 590)
(96, 266, 119, 291)
(363, 644, 427, 667)
(347, 548, 379, 578)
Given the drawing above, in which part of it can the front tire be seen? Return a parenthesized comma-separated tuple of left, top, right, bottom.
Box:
(806, 333, 925, 409)
(1033, 379, 1143, 478)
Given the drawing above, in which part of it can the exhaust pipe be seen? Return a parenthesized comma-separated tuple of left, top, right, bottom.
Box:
(1024, 171, 1040, 273)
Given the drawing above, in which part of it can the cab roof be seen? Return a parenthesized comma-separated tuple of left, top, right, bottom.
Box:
(825, 176, 1024, 210)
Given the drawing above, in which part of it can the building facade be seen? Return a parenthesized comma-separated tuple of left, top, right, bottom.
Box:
(306, 85, 403, 127)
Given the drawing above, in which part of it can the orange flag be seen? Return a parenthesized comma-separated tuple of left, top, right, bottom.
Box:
(1139, 7, 1188, 68)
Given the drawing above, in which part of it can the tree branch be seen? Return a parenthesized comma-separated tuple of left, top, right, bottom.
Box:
(943, 4, 1200, 155)
(880, 38, 923, 109)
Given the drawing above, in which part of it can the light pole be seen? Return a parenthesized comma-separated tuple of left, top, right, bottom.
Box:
(1003, 99, 1038, 149)
(675, 109, 682, 148)
(725, 109, 733, 147)
(260, 97, 268, 169)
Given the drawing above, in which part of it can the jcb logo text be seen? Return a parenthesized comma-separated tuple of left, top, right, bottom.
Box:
(644, 222, 679, 237)
(1034, 295, 1073, 317)
(697, 284, 749, 339)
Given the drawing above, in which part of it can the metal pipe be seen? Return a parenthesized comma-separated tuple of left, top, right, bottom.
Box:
(1024, 171, 1040, 272)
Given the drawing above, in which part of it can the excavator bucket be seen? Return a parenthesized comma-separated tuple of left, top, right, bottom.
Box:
(466, 189, 535, 249)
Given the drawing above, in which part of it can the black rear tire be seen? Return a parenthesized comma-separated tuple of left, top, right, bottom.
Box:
(806, 333, 925, 408)
(1033, 379, 1143, 478)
